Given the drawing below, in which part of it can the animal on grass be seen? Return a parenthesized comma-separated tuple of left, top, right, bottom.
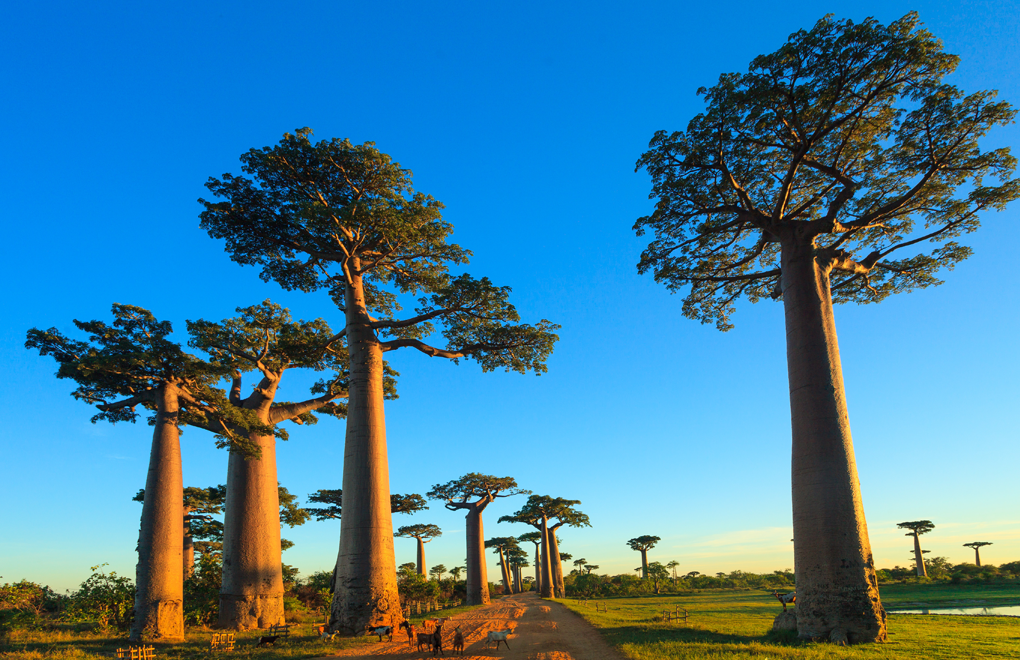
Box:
(452, 626, 465, 655)
(430, 621, 444, 657)
(365, 624, 394, 642)
(486, 628, 513, 650)
(255, 635, 279, 648)
(319, 630, 338, 642)
(772, 591, 796, 611)
(399, 620, 416, 648)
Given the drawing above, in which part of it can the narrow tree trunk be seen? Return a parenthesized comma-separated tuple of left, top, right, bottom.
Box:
(416, 537, 427, 577)
(219, 431, 284, 630)
(974, 548, 982, 567)
(130, 383, 184, 642)
(182, 507, 194, 579)
(548, 532, 565, 597)
(533, 545, 542, 593)
(911, 534, 927, 577)
(540, 518, 553, 598)
(781, 238, 886, 643)
(497, 548, 511, 594)
(464, 505, 489, 605)
(331, 272, 402, 632)
(640, 550, 648, 579)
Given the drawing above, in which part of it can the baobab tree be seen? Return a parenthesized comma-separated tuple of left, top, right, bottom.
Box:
(501, 496, 590, 597)
(627, 536, 660, 579)
(507, 547, 529, 593)
(573, 558, 588, 575)
(963, 541, 993, 566)
(667, 560, 680, 586)
(133, 486, 225, 578)
(188, 301, 351, 629)
(428, 474, 528, 605)
(634, 13, 1018, 643)
(519, 532, 543, 592)
(25, 305, 265, 641)
(584, 564, 599, 575)
(395, 524, 442, 577)
(485, 537, 520, 594)
(898, 521, 935, 577)
(449, 566, 464, 583)
(429, 564, 447, 582)
(200, 130, 559, 631)
(306, 490, 427, 523)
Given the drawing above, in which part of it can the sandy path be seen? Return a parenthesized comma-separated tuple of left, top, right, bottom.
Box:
(324, 592, 627, 660)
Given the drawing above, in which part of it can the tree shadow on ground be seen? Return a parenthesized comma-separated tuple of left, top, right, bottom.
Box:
(599, 625, 760, 647)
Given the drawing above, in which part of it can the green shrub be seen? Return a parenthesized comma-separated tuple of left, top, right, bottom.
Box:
(63, 565, 133, 632)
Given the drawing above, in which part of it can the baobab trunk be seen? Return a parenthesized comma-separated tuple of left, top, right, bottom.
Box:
(911, 534, 927, 577)
(182, 507, 194, 579)
(219, 431, 284, 630)
(640, 550, 648, 579)
(781, 239, 886, 644)
(465, 507, 489, 605)
(130, 384, 184, 642)
(416, 538, 427, 577)
(332, 271, 402, 632)
(534, 546, 542, 593)
(974, 548, 983, 567)
(540, 519, 553, 598)
(548, 531, 565, 597)
(497, 548, 512, 594)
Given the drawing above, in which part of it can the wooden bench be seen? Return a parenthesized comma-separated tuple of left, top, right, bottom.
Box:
(115, 646, 155, 660)
(210, 633, 235, 651)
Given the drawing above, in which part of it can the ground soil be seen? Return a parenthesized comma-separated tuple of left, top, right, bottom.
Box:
(325, 591, 627, 660)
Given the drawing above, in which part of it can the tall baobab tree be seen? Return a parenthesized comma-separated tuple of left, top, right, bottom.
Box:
(395, 524, 442, 577)
(428, 474, 529, 605)
(448, 566, 464, 583)
(573, 558, 588, 575)
(500, 495, 590, 598)
(188, 301, 350, 629)
(519, 532, 543, 592)
(666, 560, 680, 586)
(133, 486, 225, 578)
(485, 537, 520, 594)
(507, 547, 529, 593)
(897, 521, 935, 577)
(627, 536, 661, 580)
(634, 13, 1018, 643)
(963, 541, 993, 566)
(26, 305, 264, 641)
(200, 130, 559, 631)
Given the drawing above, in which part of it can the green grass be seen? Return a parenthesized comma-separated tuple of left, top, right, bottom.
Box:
(555, 585, 1020, 659)
(0, 603, 484, 660)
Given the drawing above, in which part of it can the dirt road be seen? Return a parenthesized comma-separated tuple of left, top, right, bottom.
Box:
(327, 592, 627, 660)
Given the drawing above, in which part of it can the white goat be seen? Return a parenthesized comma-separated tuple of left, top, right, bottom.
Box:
(486, 628, 513, 650)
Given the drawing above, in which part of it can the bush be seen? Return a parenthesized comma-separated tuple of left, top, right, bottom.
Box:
(183, 553, 221, 626)
(63, 565, 134, 632)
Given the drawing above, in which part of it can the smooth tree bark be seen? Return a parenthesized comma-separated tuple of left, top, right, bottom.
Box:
(485, 538, 519, 595)
(626, 536, 659, 580)
(428, 474, 528, 605)
(635, 14, 1018, 643)
(501, 496, 591, 598)
(964, 542, 992, 566)
(518, 532, 543, 593)
(26, 305, 236, 642)
(395, 525, 442, 577)
(897, 521, 935, 578)
(200, 132, 558, 631)
(133, 485, 223, 579)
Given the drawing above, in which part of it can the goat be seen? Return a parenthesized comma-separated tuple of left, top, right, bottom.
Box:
(255, 635, 280, 648)
(772, 590, 796, 611)
(416, 630, 434, 652)
(399, 620, 416, 648)
(486, 628, 513, 650)
(452, 626, 465, 655)
(364, 624, 394, 642)
(431, 622, 444, 657)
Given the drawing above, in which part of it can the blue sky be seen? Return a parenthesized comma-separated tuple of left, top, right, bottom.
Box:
(2, 0, 1018, 593)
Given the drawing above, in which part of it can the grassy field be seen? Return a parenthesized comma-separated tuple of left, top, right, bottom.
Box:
(555, 585, 1020, 660)
(0, 603, 483, 660)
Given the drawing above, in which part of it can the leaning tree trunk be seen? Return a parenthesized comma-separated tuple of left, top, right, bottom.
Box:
(911, 534, 927, 577)
(497, 549, 512, 595)
(416, 537, 427, 577)
(548, 531, 565, 597)
(182, 507, 194, 579)
(464, 505, 490, 605)
(331, 272, 402, 632)
(130, 383, 184, 642)
(219, 429, 285, 630)
(539, 519, 553, 598)
(781, 238, 886, 644)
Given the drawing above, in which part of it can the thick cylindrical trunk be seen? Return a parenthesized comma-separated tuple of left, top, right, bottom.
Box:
(549, 532, 565, 597)
(182, 507, 194, 579)
(464, 506, 490, 605)
(539, 518, 553, 598)
(781, 238, 886, 643)
(416, 538, 427, 577)
(912, 535, 927, 577)
(130, 384, 184, 642)
(974, 548, 982, 567)
(640, 550, 648, 580)
(219, 431, 284, 630)
(331, 273, 402, 633)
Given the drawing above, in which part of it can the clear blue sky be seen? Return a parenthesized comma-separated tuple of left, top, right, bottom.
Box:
(2, 0, 1018, 593)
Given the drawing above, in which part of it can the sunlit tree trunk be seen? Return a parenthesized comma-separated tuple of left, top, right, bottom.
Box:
(416, 537, 427, 577)
(910, 533, 927, 577)
(497, 548, 511, 594)
(219, 427, 284, 630)
(782, 238, 886, 643)
(331, 270, 402, 632)
(465, 505, 489, 605)
(540, 518, 553, 598)
(548, 530, 565, 597)
(182, 507, 194, 579)
(639, 550, 648, 579)
(534, 546, 542, 593)
(130, 383, 184, 642)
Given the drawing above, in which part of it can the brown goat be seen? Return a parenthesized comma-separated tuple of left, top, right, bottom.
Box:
(452, 626, 464, 655)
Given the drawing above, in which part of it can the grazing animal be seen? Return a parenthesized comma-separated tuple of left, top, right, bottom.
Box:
(399, 620, 416, 648)
(416, 630, 434, 652)
(452, 626, 465, 655)
(255, 635, 280, 648)
(772, 591, 796, 611)
(365, 625, 394, 642)
(431, 622, 444, 657)
(486, 628, 513, 650)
